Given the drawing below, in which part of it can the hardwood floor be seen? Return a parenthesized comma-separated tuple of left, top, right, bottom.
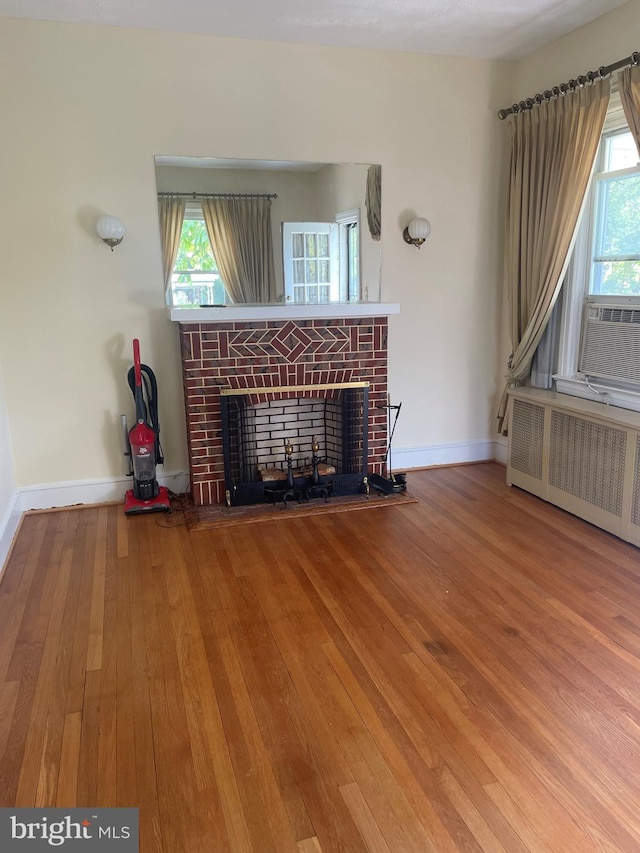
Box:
(2, 462, 640, 851)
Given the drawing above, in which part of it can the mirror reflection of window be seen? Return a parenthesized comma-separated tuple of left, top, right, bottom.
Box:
(335, 209, 360, 301)
(171, 202, 228, 306)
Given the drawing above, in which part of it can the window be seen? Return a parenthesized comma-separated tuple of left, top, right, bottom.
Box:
(170, 203, 228, 307)
(590, 129, 640, 295)
(555, 91, 640, 409)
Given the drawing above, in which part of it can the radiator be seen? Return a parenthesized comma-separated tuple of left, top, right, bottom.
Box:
(507, 388, 640, 546)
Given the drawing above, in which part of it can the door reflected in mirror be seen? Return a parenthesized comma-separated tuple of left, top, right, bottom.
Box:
(154, 157, 382, 307)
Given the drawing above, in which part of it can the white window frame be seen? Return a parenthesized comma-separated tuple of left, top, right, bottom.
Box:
(335, 208, 360, 302)
(554, 89, 640, 411)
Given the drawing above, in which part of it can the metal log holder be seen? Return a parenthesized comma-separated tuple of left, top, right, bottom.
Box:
(304, 436, 334, 503)
(264, 440, 303, 507)
(264, 437, 334, 508)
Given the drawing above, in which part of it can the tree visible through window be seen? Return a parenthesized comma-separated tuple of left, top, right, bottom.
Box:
(171, 213, 228, 306)
(591, 129, 640, 295)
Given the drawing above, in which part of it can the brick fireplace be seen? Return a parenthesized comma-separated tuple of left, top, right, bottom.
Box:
(179, 316, 389, 506)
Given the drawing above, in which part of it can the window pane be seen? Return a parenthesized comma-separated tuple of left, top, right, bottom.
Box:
(307, 286, 318, 304)
(317, 233, 329, 257)
(305, 233, 317, 257)
(318, 285, 330, 303)
(348, 223, 359, 298)
(171, 272, 226, 306)
(292, 233, 304, 258)
(592, 260, 640, 295)
(318, 259, 330, 283)
(606, 131, 639, 172)
(293, 259, 305, 284)
(293, 285, 305, 303)
(306, 260, 317, 283)
(594, 174, 640, 259)
(174, 220, 217, 272)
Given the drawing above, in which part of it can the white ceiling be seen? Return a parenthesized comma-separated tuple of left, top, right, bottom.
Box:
(0, 0, 629, 60)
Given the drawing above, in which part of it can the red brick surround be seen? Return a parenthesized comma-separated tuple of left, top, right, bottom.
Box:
(179, 317, 389, 506)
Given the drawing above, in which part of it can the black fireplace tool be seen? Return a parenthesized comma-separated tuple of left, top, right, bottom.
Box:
(368, 400, 407, 495)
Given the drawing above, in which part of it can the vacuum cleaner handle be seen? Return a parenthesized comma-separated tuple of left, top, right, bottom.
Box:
(132, 338, 146, 423)
(133, 339, 142, 388)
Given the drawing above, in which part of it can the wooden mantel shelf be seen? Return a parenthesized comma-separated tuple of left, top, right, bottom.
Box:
(168, 302, 400, 324)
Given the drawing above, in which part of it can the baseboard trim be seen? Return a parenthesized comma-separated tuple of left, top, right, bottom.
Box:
(392, 439, 503, 471)
(16, 471, 190, 513)
(0, 490, 23, 581)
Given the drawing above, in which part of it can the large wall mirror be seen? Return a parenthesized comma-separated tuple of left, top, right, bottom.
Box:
(154, 156, 382, 307)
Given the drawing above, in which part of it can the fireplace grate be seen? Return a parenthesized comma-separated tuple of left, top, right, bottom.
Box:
(221, 387, 369, 505)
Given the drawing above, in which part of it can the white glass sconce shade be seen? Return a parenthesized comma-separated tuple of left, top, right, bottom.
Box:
(403, 217, 431, 248)
(96, 215, 125, 250)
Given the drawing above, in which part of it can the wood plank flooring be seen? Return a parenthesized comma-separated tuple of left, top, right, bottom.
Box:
(2, 462, 640, 851)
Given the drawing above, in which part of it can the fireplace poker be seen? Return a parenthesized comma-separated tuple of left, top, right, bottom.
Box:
(368, 399, 407, 495)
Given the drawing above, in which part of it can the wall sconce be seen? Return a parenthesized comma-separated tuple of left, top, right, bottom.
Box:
(403, 217, 431, 249)
(96, 215, 125, 251)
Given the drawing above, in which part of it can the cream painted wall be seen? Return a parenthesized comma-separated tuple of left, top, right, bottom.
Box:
(0, 358, 17, 524)
(497, 0, 640, 390)
(0, 18, 509, 489)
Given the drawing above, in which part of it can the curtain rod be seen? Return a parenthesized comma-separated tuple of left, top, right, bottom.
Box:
(498, 50, 640, 119)
(158, 191, 278, 200)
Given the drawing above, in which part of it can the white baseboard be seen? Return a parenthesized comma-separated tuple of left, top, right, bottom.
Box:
(16, 470, 190, 513)
(393, 439, 504, 470)
(0, 490, 22, 580)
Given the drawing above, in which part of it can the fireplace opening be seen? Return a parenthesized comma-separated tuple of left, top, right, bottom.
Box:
(221, 383, 369, 505)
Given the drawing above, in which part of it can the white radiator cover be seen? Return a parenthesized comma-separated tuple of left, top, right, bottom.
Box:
(507, 387, 640, 547)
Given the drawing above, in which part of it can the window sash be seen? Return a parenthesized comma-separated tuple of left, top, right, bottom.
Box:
(589, 134, 640, 292)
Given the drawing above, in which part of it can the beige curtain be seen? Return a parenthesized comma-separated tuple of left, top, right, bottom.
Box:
(158, 196, 186, 305)
(619, 65, 640, 152)
(365, 164, 381, 241)
(498, 78, 610, 433)
(201, 197, 276, 303)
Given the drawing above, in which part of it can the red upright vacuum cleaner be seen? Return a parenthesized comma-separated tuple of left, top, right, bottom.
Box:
(122, 339, 171, 515)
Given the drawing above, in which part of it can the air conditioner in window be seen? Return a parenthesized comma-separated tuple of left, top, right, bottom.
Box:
(579, 298, 640, 384)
